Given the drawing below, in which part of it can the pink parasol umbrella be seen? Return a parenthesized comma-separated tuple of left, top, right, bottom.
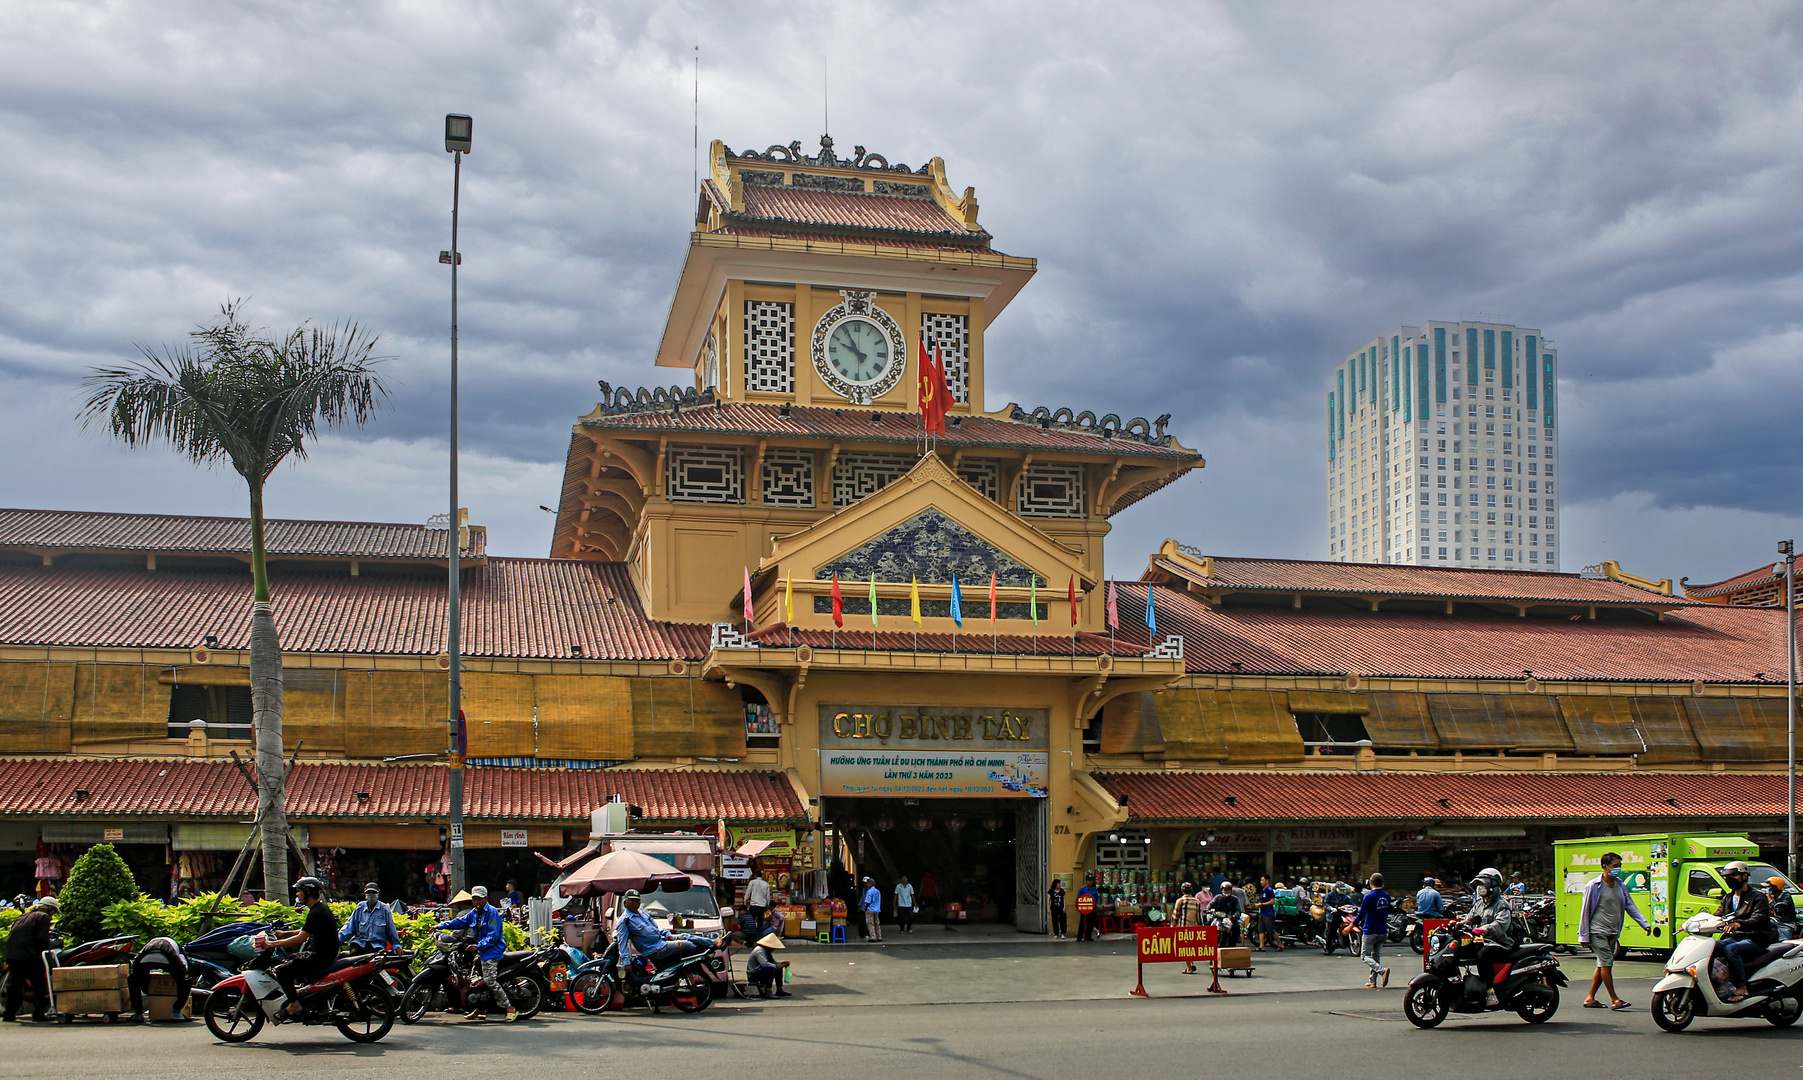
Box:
(557, 848, 695, 898)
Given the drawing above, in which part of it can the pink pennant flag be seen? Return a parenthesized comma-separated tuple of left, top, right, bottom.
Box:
(1105, 580, 1119, 629)
(742, 566, 755, 624)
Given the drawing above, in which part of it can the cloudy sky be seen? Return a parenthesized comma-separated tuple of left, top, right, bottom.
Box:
(3, 1, 1800, 586)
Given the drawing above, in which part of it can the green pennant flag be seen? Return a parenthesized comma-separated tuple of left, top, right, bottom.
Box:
(869, 573, 879, 628)
(1030, 574, 1038, 627)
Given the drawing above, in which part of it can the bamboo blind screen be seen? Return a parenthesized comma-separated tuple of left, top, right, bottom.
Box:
(1099, 691, 1165, 755)
(461, 672, 537, 758)
(1617, 697, 1701, 764)
(1686, 697, 1784, 763)
(0, 661, 75, 753)
(280, 670, 344, 755)
(1286, 690, 1370, 715)
(344, 671, 448, 758)
(1557, 696, 1655, 757)
(1208, 689, 1305, 764)
(535, 674, 633, 761)
(629, 677, 745, 759)
(1359, 692, 1438, 749)
(1152, 687, 1227, 761)
(71, 663, 163, 744)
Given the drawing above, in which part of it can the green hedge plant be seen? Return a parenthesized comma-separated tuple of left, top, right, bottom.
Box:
(56, 844, 141, 943)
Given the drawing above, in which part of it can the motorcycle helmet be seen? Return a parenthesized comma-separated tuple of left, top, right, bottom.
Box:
(1769, 876, 1789, 892)
(1470, 868, 1504, 898)
(294, 876, 325, 899)
(1722, 861, 1751, 890)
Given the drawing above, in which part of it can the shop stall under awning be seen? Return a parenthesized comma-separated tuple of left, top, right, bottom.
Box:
(1094, 771, 1787, 825)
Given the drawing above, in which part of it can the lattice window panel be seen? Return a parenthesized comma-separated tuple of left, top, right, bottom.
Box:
(761, 449, 815, 508)
(922, 312, 970, 403)
(956, 458, 1001, 501)
(744, 301, 794, 393)
(832, 452, 914, 508)
(1017, 462, 1086, 518)
(667, 445, 744, 503)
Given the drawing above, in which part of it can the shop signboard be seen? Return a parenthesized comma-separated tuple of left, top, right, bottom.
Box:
(818, 704, 1049, 798)
(1183, 827, 1358, 853)
(500, 829, 528, 849)
(728, 825, 799, 857)
(103, 828, 124, 842)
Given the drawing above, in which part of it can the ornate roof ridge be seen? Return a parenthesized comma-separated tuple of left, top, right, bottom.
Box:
(724, 134, 928, 175)
(1006, 404, 1175, 446)
(592, 381, 718, 417)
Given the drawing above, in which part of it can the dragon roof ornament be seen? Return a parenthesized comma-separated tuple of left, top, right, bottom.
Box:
(1007, 404, 1175, 447)
(725, 134, 928, 175)
(593, 381, 718, 417)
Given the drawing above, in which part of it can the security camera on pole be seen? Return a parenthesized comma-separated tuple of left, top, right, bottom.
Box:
(444, 113, 472, 893)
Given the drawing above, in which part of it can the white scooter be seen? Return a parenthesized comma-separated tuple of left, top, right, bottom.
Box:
(1652, 912, 1803, 1031)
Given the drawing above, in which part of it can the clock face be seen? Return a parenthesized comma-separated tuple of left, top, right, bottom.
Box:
(827, 318, 891, 384)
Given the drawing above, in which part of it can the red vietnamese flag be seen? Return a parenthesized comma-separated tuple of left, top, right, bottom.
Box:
(917, 338, 948, 435)
(1069, 575, 1078, 626)
(989, 572, 997, 625)
(932, 345, 953, 427)
(831, 573, 844, 628)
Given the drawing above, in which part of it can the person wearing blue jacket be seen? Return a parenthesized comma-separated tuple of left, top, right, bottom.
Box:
(1356, 874, 1393, 989)
(1415, 877, 1445, 919)
(437, 885, 515, 1022)
(340, 883, 401, 951)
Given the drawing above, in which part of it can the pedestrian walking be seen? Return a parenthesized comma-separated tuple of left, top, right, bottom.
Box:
(2, 897, 56, 1022)
(894, 876, 916, 933)
(1578, 851, 1650, 1011)
(1047, 879, 1068, 940)
(1255, 875, 1283, 951)
(1171, 883, 1204, 974)
(1356, 873, 1391, 989)
(1075, 875, 1101, 942)
(861, 876, 883, 942)
(744, 867, 772, 930)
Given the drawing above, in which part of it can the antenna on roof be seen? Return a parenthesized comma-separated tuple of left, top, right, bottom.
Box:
(692, 45, 699, 203)
(823, 54, 829, 138)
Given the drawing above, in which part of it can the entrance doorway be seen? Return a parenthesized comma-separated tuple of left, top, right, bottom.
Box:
(824, 797, 1044, 930)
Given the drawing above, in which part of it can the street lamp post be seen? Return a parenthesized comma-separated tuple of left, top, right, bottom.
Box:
(1782, 539, 1797, 881)
(444, 113, 472, 894)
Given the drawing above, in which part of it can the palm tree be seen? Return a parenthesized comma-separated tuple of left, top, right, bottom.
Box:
(82, 300, 389, 898)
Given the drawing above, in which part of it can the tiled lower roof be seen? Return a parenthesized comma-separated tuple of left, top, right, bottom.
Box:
(0, 559, 707, 660)
(744, 625, 1152, 655)
(0, 759, 805, 824)
(0, 507, 470, 560)
(1110, 583, 1792, 682)
(735, 183, 986, 242)
(1097, 771, 1786, 823)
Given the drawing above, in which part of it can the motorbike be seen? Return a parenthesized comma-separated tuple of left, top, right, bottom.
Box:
(0, 930, 139, 1021)
(397, 931, 547, 1022)
(529, 942, 588, 1012)
(567, 936, 725, 1015)
(1320, 903, 1359, 954)
(1515, 897, 1558, 948)
(1404, 923, 1567, 1028)
(1386, 910, 1411, 945)
(202, 947, 394, 1044)
(1652, 912, 1803, 1031)
(180, 922, 275, 1006)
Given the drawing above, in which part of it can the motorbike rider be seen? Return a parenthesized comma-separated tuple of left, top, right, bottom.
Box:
(268, 877, 339, 1019)
(614, 889, 717, 979)
(2, 896, 57, 1022)
(1415, 876, 1445, 918)
(436, 885, 516, 1022)
(1462, 867, 1516, 995)
(1206, 879, 1243, 947)
(127, 935, 191, 1022)
(1768, 877, 1799, 941)
(340, 882, 401, 952)
(1713, 860, 1775, 1003)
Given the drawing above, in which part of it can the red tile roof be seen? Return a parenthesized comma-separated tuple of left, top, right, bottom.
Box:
(1097, 771, 1786, 824)
(1111, 582, 1792, 683)
(713, 226, 995, 255)
(0, 559, 708, 660)
(1683, 555, 1796, 599)
(1151, 553, 1697, 608)
(0, 759, 804, 824)
(578, 401, 1199, 461)
(0, 507, 473, 561)
(732, 183, 987, 242)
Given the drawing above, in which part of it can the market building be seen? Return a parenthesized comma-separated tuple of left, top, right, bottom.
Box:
(0, 136, 1793, 928)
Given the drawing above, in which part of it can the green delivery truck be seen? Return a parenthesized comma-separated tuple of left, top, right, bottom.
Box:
(1553, 833, 1793, 954)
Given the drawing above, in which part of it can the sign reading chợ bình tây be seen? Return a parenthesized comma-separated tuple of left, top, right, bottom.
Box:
(817, 704, 1049, 798)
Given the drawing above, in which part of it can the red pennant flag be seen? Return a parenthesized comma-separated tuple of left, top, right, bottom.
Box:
(989, 572, 997, 625)
(1106, 581, 1119, 629)
(831, 573, 844, 628)
(1068, 575, 1078, 627)
(742, 566, 755, 624)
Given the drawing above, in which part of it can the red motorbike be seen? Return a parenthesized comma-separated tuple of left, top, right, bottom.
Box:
(203, 948, 395, 1043)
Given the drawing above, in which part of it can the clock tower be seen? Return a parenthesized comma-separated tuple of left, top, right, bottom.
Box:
(554, 135, 1200, 626)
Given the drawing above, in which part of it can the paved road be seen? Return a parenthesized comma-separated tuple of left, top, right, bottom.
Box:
(4, 967, 1797, 1078)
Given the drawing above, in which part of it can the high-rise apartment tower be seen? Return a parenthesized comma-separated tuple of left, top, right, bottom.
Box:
(1326, 320, 1559, 570)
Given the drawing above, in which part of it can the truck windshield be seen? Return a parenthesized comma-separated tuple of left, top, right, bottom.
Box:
(1745, 864, 1795, 892)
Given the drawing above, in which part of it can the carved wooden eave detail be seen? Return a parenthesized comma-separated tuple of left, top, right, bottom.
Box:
(582, 432, 656, 492)
(711, 664, 792, 726)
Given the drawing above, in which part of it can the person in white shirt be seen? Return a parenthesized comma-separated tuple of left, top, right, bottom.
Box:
(894, 876, 917, 934)
(744, 867, 773, 930)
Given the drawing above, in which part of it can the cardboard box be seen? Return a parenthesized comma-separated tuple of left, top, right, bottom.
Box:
(1216, 947, 1253, 971)
(51, 964, 128, 992)
(146, 994, 191, 1021)
(53, 988, 130, 1015)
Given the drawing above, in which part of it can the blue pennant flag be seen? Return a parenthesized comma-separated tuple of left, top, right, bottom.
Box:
(949, 574, 964, 628)
(1144, 585, 1157, 635)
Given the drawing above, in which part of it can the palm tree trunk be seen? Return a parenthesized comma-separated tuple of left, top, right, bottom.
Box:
(248, 483, 290, 898)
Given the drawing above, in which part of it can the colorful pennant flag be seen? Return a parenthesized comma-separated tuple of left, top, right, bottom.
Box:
(869, 573, 879, 628)
(988, 572, 997, 625)
(1106, 580, 1119, 630)
(742, 566, 754, 625)
(950, 574, 964, 628)
(784, 575, 794, 624)
(1030, 575, 1039, 628)
(1145, 584, 1157, 635)
(1068, 575, 1078, 627)
(910, 576, 922, 626)
(831, 573, 844, 628)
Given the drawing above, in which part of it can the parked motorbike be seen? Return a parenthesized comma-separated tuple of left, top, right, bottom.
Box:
(1320, 903, 1359, 955)
(202, 947, 394, 1044)
(1404, 923, 1567, 1028)
(529, 942, 588, 1012)
(1652, 912, 1803, 1031)
(1515, 897, 1558, 949)
(567, 936, 724, 1015)
(397, 932, 546, 1022)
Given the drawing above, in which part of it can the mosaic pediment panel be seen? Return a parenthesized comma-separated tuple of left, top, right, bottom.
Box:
(817, 508, 1037, 586)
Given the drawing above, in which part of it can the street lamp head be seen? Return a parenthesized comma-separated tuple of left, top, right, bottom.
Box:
(1780, 540, 1794, 557)
(445, 114, 472, 154)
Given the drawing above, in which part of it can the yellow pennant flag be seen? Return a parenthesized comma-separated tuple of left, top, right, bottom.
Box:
(784, 575, 794, 623)
(910, 576, 922, 626)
